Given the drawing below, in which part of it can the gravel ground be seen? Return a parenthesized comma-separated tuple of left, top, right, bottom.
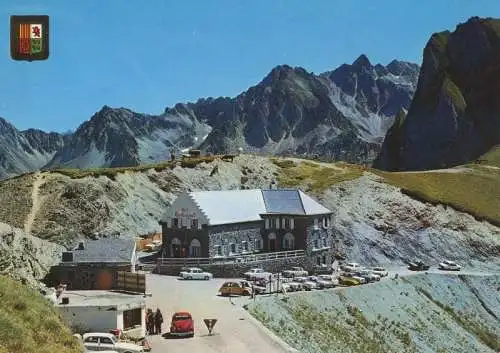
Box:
(246, 271, 500, 353)
(145, 274, 290, 353)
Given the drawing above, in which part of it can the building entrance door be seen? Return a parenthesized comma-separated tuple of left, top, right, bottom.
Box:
(171, 238, 181, 258)
(269, 238, 276, 251)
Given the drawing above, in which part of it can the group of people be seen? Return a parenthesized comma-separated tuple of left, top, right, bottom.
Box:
(146, 308, 163, 335)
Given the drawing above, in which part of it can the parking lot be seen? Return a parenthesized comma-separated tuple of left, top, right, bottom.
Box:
(144, 264, 492, 353)
(145, 274, 290, 353)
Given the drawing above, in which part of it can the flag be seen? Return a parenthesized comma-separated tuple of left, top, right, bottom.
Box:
(18, 23, 43, 55)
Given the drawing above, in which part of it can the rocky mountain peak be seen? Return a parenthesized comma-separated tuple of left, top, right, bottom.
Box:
(387, 60, 420, 79)
(0, 117, 17, 135)
(375, 17, 500, 171)
(352, 54, 372, 70)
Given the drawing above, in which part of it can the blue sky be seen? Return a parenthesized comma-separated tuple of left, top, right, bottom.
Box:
(1, 1, 499, 132)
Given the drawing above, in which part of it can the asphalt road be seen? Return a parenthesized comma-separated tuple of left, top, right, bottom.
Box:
(144, 267, 498, 353)
(145, 274, 290, 353)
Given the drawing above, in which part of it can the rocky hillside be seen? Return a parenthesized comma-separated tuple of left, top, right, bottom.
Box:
(0, 118, 67, 179)
(0, 55, 418, 178)
(0, 222, 63, 288)
(247, 273, 500, 353)
(375, 17, 500, 171)
(0, 155, 498, 269)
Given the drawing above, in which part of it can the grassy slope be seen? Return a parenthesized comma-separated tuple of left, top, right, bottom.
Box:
(48, 155, 223, 179)
(374, 167, 500, 227)
(479, 145, 500, 167)
(271, 157, 500, 227)
(3, 153, 499, 228)
(0, 276, 81, 353)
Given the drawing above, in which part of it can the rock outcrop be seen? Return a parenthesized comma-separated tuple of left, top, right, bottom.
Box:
(375, 17, 500, 171)
(0, 222, 63, 287)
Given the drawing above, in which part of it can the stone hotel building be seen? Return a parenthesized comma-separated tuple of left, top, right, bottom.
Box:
(159, 188, 335, 266)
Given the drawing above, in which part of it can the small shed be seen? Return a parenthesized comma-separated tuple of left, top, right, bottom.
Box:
(57, 290, 146, 338)
(46, 238, 139, 290)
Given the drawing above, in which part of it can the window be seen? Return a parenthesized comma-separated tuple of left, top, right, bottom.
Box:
(216, 246, 222, 256)
(189, 239, 201, 257)
(322, 255, 326, 264)
(255, 238, 262, 251)
(265, 218, 270, 229)
(191, 219, 198, 229)
(84, 336, 99, 343)
(322, 217, 329, 228)
(283, 233, 295, 250)
(314, 218, 319, 228)
(322, 238, 327, 247)
(100, 337, 114, 344)
(284, 218, 290, 229)
(290, 218, 295, 229)
(230, 243, 236, 254)
(243, 241, 249, 251)
(173, 218, 179, 228)
(317, 256, 321, 266)
(314, 239, 319, 249)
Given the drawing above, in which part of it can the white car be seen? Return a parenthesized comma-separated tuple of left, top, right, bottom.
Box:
(294, 276, 318, 290)
(357, 270, 380, 282)
(309, 275, 335, 289)
(439, 260, 461, 271)
(342, 262, 363, 272)
(282, 267, 308, 278)
(287, 280, 303, 291)
(317, 274, 336, 288)
(244, 268, 273, 280)
(370, 267, 389, 277)
(179, 267, 213, 280)
(82, 333, 144, 353)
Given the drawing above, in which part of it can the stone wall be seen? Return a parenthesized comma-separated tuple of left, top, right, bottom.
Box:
(156, 256, 308, 278)
(208, 222, 263, 257)
(304, 221, 336, 267)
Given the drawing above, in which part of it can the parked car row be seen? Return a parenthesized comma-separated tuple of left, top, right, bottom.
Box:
(281, 275, 338, 292)
(408, 259, 462, 271)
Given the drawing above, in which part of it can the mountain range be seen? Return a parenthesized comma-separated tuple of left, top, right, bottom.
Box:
(2, 16, 499, 179)
(0, 55, 419, 179)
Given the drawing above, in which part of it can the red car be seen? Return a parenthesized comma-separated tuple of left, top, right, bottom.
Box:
(170, 312, 194, 337)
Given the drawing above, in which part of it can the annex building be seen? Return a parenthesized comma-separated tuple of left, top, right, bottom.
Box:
(159, 188, 335, 266)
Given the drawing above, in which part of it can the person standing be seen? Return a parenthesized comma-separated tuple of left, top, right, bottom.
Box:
(146, 309, 154, 335)
(154, 308, 164, 335)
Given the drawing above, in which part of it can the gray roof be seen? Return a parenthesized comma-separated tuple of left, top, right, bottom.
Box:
(262, 189, 305, 214)
(56, 290, 144, 309)
(69, 238, 135, 263)
(185, 188, 332, 225)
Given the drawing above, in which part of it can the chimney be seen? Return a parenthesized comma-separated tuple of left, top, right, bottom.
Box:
(270, 179, 278, 190)
(77, 242, 84, 250)
(61, 297, 69, 305)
